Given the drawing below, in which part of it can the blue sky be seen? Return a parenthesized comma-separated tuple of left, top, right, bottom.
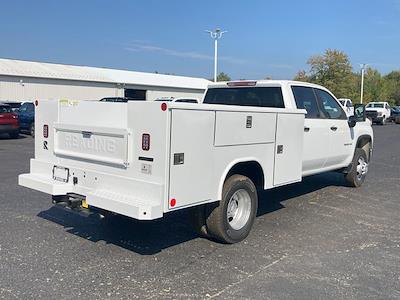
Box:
(1, 0, 399, 80)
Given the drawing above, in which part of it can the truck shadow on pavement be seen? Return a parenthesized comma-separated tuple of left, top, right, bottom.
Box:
(37, 171, 347, 255)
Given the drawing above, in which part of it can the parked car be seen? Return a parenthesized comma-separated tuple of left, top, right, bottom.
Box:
(0, 101, 22, 112)
(365, 102, 391, 125)
(0, 104, 19, 138)
(338, 98, 354, 116)
(19, 80, 373, 244)
(18, 102, 35, 137)
(155, 97, 199, 103)
(389, 106, 400, 122)
(99, 97, 144, 103)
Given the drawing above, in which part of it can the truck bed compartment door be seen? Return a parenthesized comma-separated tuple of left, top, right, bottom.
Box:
(169, 109, 215, 209)
(273, 113, 304, 186)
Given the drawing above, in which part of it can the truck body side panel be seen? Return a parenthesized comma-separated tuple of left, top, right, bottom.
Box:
(168, 109, 215, 208)
(273, 113, 304, 186)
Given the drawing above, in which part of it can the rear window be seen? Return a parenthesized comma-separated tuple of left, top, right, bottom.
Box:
(0, 105, 12, 113)
(203, 87, 285, 108)
(366, 103, 384, 108)
(19, 102, 34, 112)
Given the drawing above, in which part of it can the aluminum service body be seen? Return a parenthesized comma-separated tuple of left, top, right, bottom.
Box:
(19, 80, 373, 221)
(0, 58, 209, 101)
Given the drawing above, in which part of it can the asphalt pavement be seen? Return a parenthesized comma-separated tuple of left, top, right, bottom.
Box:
(0, 124, 399, 299)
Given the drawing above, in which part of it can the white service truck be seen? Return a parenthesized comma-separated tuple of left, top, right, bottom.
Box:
(19, 80, 373, 244)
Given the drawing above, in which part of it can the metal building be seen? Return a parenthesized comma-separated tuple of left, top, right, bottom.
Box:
(0, 58, 209, 102)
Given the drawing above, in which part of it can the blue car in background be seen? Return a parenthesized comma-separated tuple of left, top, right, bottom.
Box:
(18, 102, 35, 137)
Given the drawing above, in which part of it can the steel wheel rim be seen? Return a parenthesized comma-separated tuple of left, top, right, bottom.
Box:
(226, 189, 252, 230)
(356, 156, 368, 180)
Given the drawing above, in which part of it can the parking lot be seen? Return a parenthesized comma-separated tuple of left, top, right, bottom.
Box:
(0, 124, 399, 299)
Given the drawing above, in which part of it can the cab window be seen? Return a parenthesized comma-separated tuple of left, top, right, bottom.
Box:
(314, 89, 346, 119)
(291, 86, 320, 119)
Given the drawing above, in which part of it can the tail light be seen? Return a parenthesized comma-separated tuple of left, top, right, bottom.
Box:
(43, 124, 48, 138)
(142, 133, 150, 151)
(227, 81, 257, 87)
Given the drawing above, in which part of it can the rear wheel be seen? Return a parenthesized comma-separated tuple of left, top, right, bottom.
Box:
(345, 148, 369, 187)
(30, 123, 35, 137)
(206, 175, 258, 244)
(190, 205, 210, 238)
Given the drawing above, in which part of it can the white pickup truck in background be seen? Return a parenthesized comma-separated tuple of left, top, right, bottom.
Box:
(19, 80, 373, 244)
(338, 98, 354, 116)
(365, 101, 391, 125)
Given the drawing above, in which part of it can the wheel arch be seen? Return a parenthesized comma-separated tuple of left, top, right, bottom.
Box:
(356, 134, 373, 161)
(218, 158, 265, 200)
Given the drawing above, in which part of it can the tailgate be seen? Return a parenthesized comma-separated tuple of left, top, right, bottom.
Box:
(54, 123, 129, 167)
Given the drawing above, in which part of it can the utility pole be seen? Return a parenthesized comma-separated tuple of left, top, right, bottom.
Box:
(206, 28, 227, 82)
(360, 63, 367, 104)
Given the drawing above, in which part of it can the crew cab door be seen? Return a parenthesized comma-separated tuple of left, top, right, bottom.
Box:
(291, 86, 330, 174)
(314, 89, 353, 168)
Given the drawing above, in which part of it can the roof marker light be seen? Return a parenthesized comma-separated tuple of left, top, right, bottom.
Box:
(161, 102, 167, 111)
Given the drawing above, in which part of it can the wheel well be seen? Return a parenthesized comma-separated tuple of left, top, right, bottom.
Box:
(226, 161, 264, 189)
(356, 135, 372, 161)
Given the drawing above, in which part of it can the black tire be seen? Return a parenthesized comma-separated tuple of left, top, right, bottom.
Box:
(345, 148, 369, 187)
(9, 131, 19, 139)
(206, 174, 258, 244)
(380, 116, 386, 125)
(189, 205, 210, 238)
(30, 123, 35, 137)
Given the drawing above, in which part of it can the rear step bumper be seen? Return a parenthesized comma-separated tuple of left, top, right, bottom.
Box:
(18, 173, 163, 220)
(19, 173, 73, 195)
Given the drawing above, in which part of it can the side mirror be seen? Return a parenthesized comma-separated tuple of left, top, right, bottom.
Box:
(353, 104, 366, 122)
(348, 115, 357, 128)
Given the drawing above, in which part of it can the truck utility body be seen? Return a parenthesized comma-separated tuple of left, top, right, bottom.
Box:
(19, 80, 373, 243)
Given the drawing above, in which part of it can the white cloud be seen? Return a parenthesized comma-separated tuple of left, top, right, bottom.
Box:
(125, 42, 246, 64)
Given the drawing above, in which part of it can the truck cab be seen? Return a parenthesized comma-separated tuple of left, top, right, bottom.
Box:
(338, 98, 354, 116)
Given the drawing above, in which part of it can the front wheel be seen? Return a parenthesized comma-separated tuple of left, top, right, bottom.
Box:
(381, 116, 386, 125)
(345, 148, 369, 187)
(206, 175, 258, 244)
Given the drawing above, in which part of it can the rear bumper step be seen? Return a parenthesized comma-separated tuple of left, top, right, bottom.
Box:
(18, 173, 163, 220)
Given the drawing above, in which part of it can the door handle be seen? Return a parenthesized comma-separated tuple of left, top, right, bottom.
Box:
(330, 126, 338, 131)
(304, 127, 310, 132)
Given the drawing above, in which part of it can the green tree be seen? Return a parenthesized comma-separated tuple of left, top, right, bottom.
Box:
(294, 49, 358, 99)
(382, 71, 400, 105)
(363, 67, 383, 103)
(216, 72, 231, 82)
(293, 70, 309, 82)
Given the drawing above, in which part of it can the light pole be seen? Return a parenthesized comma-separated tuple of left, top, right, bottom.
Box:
(206, 28, 227, 82)
(360, 63, 367, 104)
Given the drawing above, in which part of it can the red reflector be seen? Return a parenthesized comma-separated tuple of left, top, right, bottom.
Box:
(161, 102, 167, 111)
(142, 133, 150, 151)
(43, 124, 48, 138)
(170, 198, 176, 207)
(227, 81, 257, 87)
(35, 100, 39, 106)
